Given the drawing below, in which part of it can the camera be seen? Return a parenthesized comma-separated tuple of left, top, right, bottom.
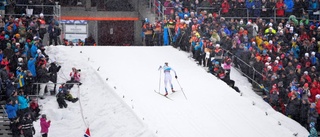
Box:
(77, 69, 81, 72)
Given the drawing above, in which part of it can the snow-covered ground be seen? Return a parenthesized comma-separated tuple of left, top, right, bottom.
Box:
(32, 46, 309, 137)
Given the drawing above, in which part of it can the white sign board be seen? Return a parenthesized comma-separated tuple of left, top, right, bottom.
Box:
(65, 34, 87, 41)
(65, 24, 87, 33)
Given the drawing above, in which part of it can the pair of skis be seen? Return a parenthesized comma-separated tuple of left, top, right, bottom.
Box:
(154, 90, 175, 100)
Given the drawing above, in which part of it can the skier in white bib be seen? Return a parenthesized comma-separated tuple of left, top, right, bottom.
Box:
(159, 62, 178, 96)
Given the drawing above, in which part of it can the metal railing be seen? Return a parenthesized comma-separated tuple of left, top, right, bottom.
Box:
(5, 4, 61, 18)
(150, 0, 166, 20)
(219, 48, 268, 93)
(149, 1, 320, 21)
(196, 7, 318, 20)
(187, 45, 268, 93)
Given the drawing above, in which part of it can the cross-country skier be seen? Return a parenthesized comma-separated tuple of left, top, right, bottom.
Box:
(159, 62, 178, 96)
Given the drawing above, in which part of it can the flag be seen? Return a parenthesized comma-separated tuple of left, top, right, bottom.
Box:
(84, 128, 91, 137)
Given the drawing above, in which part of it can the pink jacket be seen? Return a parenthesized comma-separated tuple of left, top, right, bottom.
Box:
(40, 118, 51, 134)
(70, 71, 81, 82)
(223, 63, 231, 70)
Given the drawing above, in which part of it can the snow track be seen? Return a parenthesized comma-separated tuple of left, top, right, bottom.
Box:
(34, 46, 309, 137)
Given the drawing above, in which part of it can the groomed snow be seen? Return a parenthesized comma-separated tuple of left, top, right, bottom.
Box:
(32, 46, 309, 137)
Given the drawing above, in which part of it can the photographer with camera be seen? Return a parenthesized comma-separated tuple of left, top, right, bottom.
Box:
(66, 67, 81, 90)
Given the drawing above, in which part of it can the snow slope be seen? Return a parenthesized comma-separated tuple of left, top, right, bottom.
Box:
(33, 46, 309, 137)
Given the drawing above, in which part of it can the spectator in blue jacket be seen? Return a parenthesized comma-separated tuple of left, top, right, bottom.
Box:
(5, 98, 18, 121)
(17, 89, 29, 118)
(246, 0, 254, 17)
(253, 0, 262, 17)
(308, 0, 318, 19)
(284, 0, 294, 17)
(30, 38, 39, 58)
(27, 54, 38, 77)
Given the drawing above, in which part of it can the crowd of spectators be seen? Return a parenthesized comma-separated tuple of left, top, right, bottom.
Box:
(158, 0, 319, 19)
(143, 0, 320, 135)
(0, 1, 84, 136)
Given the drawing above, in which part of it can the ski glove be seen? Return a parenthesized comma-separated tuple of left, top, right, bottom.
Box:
(158, 66, 162, 70)
(175, 76, 178, 79)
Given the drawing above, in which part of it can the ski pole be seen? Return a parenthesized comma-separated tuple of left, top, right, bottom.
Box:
(158, 68, 162, 93)
(176, 79, 187, 100)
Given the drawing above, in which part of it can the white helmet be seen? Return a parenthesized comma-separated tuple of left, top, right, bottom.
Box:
(305, 53, 309, 57)
(267, 65, 272, 70)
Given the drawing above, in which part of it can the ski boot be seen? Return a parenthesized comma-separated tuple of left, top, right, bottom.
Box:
(164, 92, 168, 96)
(72, 98, 79, 103)
(172, 88, 176, 93)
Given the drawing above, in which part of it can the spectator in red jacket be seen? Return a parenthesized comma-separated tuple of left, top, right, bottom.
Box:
(276, 0, 285, 17)
(221, 0, 230, 16)
(310, 84, 319, 102)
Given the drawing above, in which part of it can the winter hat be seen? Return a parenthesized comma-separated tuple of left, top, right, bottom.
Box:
(215, 44, 220, 48)
(316, 94, 320, 99)
(296, 64, 301, 69)
(267, 65, 272, 70)
(304, 71, 308, 74)
(263, 50, 267, 55)
(267, 57, 271, 61)
(18, 58, 23, 62)
(311, 103, 316, 108)
(42, 114, 46, 118)
(256, 56, 261, 61)
(304, 83, 309, 87)
(15, 34, 20, 38)
(40, 13, 44, 17)
(290, 26, 294, 31)
(37, 49, 41, 53)
(305, 53, 309, 57)
(265, 62, 270, 66)
(33, 36, 40, 40)
(272, 84, 277, 89)
(14, 49, 19, 53)
(312, 52, 316, 56)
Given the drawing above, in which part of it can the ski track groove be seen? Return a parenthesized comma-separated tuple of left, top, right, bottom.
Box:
(224, 102, 269, 137)
(186, 51, 271, 137)
(182, 104, 206, 137)
(203, 104, 240, 136)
